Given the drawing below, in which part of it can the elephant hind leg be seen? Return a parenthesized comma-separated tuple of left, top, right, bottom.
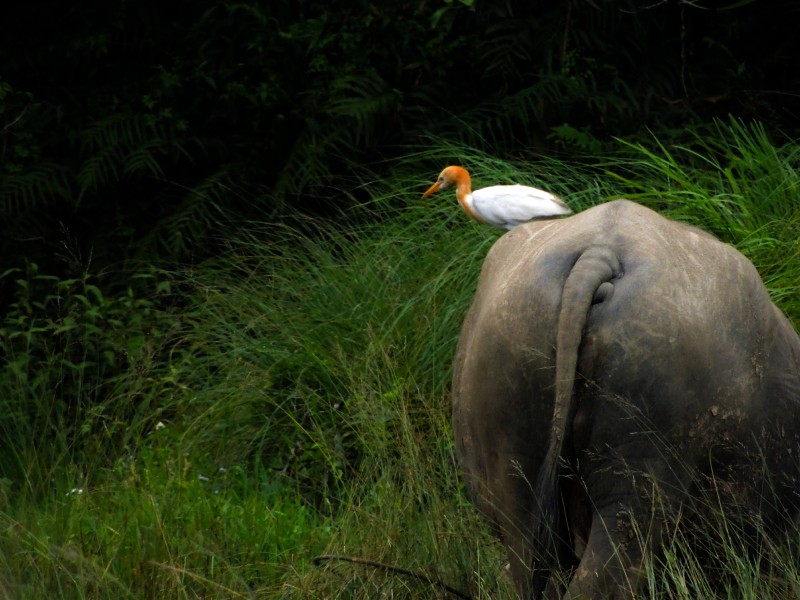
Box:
(564, 504, 658, 600)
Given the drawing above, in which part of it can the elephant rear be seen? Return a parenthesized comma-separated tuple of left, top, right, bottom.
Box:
(452, 200, 800, 599)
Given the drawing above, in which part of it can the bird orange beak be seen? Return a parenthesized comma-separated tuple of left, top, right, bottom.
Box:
(421, 181, 441, 199)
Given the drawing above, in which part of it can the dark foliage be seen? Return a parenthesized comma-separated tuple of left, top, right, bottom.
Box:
(1, 0, 799, 277)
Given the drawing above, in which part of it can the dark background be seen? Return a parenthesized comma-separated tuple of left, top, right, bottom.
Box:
(2, 0, 799, 280)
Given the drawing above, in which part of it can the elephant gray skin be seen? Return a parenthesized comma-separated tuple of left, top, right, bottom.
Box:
(452, 200, 800, 599)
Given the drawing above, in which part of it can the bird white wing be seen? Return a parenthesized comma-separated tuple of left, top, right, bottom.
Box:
(472, 185, 571, 229)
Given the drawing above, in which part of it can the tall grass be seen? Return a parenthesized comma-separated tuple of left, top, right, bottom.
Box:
(0, 119, 798, 598)
(604, 118, 800, 318)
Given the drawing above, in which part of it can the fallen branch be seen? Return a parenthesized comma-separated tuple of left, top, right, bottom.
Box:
(313, 554, 472, 600)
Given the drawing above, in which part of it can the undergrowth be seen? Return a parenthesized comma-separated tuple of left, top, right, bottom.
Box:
(0, 119, 798, 598)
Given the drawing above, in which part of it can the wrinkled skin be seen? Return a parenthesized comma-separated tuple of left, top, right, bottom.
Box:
(452, 200, 800, 599)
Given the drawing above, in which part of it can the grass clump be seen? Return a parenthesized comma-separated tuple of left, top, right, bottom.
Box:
(0, 118, 798, 597)
(603, 118, 800, 318)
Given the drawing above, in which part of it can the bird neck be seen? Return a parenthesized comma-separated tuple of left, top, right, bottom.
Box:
(450, 168, 473, 209)
(448, 167, 485, 224)
(456, 187, 487, 224)
(449, 167, 472, 195)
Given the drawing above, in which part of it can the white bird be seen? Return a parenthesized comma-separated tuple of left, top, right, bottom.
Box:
(421, 165, 571, 230)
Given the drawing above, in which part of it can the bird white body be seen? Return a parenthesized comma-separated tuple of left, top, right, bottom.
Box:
(468, 184, 570, 229)
(422, 166, 571, 230)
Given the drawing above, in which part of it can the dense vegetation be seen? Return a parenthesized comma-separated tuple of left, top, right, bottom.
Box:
(2, 1, 799, 272)
(2, 1, 800, 598)
(1, 123, 799, 598)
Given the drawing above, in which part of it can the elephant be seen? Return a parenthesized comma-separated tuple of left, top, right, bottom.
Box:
(452, 200, 800, 599)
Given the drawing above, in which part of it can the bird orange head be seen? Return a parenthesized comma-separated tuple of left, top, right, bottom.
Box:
(422, 165, 471, 199)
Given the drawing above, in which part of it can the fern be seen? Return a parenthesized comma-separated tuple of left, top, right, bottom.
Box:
(274, 70, 401, 200)
(76, 112, 189, 198)
(2, 0, 799, 276)
(323, 71, 402, 147)
(138, 170, 241, 258)
(0, 163, 72, 215)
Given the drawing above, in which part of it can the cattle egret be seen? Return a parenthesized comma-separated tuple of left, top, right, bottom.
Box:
(421, 165, 571, 229)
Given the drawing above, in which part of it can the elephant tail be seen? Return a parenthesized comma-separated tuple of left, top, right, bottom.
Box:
(533, 245, 621, 570)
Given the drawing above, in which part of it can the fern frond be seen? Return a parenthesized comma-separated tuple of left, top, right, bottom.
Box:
(273, 129, 337, 200)
(274, 70, 400, 200)
(477, 20, 538, 84)
(123, 143, 166, 178)
(76, 146, 125, 197)
(0, 163, 73, 215)
(139, 171, 232, 257)
(323, 71, 401, 146)
(76, 112, 187, 198)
